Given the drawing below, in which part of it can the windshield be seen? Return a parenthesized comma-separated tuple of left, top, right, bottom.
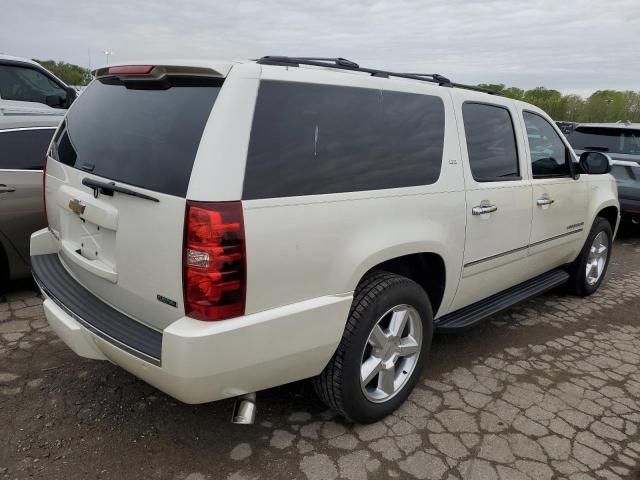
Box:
(54, 76, 222, 197)
(567, 127, 640, 155)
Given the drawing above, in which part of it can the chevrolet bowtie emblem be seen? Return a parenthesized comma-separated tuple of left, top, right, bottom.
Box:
(68, 198, 86, 215)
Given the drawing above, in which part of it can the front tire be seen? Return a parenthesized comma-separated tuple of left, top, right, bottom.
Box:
(313, 271, 433, 423)
(567, 217, 613, 296)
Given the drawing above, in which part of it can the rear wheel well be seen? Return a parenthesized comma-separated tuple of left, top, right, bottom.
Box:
(597, 206, 618, 233)
(364, 253, 446, 316)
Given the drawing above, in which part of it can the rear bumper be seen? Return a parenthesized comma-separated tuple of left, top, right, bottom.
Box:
(32, 253, 162, 364)
(31, 229, 352, 404)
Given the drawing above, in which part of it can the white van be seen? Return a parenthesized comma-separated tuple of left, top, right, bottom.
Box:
(30, 57, 619, 423)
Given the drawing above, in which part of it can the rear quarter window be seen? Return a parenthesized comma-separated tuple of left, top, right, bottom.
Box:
(243, 81, 445, 199)
(0, 128, 55, 170)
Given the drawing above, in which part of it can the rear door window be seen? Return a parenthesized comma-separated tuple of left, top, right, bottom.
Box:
(0, 128, 55, 170)
(243, 81, 445, 199)
(462, 103, 520, 181)
(54, 77, 222, 197)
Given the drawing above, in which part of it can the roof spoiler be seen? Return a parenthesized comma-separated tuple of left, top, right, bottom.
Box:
(93, 65, 225, 80)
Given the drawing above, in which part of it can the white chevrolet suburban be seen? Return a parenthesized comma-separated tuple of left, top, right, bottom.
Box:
(30, 57, 619, 424)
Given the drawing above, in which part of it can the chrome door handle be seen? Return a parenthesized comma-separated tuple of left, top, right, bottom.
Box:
(536, 197, 555, 206)
(0, 184, 16, 193)
(472, 204, 498, 215)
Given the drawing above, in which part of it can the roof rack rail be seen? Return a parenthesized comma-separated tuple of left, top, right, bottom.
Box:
(257, 56, 453, 86)
(256, 56, 504, 96)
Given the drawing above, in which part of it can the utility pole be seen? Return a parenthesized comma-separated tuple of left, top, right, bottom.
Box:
(103, 50, 114, 64)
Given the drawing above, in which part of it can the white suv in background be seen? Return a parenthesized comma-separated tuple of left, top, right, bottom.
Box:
(30, 57, 619, 424)
(0, 55, 76, 115)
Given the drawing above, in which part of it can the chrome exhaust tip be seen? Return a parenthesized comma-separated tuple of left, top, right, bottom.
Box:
(632, 217, 640, 225)
(231, 392, 257, 425)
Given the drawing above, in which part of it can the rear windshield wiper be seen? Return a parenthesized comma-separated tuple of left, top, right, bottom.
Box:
(584, 146, 609, 152)
(82, 178, 159, 203)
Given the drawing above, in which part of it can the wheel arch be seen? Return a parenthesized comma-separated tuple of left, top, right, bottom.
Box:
(355, 251, 447, 317)
(596, 204, 619, 236)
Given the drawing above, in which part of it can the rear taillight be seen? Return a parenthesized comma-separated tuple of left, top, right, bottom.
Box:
(183, 201, 246, 321)
(42, 155, 48, 225)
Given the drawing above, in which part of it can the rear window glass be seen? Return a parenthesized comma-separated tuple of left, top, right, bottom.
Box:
(55, 77, 222, 196)
(0, 128, 55, 170)
(243, 81, 445, 199)
(568, 127, 640, 155)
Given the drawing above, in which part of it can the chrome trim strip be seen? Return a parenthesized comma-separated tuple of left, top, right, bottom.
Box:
(464, 245, 528, 268)
(529, 229, 584, 248)
(464, 228, 584, 268)
(0, 126, 57, 133)
(33, 275, 162, 366)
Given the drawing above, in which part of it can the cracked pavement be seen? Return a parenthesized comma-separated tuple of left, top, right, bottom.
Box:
(1, 228, 639, 480)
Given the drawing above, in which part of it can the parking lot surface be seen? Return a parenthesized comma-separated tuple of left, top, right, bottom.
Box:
(1, 229, 640, 480)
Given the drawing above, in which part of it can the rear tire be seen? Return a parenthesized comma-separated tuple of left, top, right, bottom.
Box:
(313, 271, 433, 423)
(567, 217, 613, 296)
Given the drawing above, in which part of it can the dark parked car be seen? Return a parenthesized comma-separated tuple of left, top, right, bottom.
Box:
(567, 122, 640, 224)
(556, 121, 578, 135)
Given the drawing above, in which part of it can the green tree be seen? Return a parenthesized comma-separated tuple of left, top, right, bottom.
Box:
(478, 84, 524, 100)
(523, 87, 566, 119)
(503, 87, 525, 101)
(563, 94, 585, 122)
(32, 59, 92, 86)
(477, 82, 640, 122)
(586, 90, 628, 122)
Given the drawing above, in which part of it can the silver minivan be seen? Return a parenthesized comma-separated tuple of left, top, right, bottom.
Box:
(0, 114, 62, 288)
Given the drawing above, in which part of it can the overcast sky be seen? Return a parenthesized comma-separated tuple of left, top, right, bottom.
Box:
(2, 0, 638, 97)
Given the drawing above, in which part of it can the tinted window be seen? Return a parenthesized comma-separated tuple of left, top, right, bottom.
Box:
(568, 127, 640, 155)
(55, 77, 221, 196)
(243, 81, 445, 199)
(0, 65, 66, 107)
(523, 111, 569, 177)
(462, 103, 519, 181)
(0, 128, 55, 170)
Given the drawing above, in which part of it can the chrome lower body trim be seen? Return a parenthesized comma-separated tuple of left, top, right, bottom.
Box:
(464, 228, 584, 268)
(529, 229, 584, 248)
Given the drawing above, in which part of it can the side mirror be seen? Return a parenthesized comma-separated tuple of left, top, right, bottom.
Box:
(579, 151, 612, 175)
(64, 87, 77, 108)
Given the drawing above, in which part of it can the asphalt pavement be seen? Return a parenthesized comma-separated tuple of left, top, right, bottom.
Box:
(1, 227, 639, 480)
